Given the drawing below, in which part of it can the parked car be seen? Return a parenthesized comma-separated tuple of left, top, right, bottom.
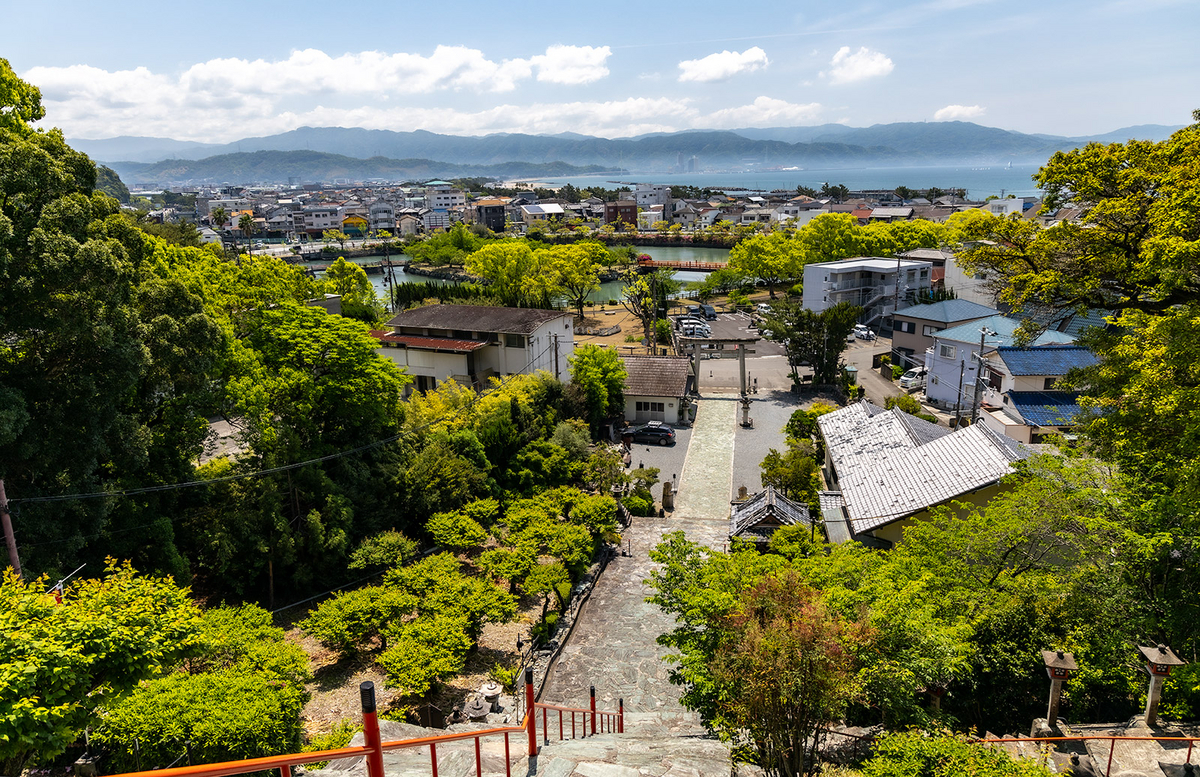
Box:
(853, 324, 876, 340)
(686, 305, 703, 318)
(629, 422, 676, 446)
(682, 324, 711, 338)
(899, 368, 927, 390)
(699, 304, 718, 320)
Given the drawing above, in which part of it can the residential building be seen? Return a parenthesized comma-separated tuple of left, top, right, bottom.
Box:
(369, 201, 396, 232)
(801, 257, 933, 328)
(890, 299, 999, 369)
(372, 304, 574, 394)
(302, 206, 339, 236)
(729, 487, 811, 547)
(471, 198, 509, 232)
(984, 198, 1025, 217)
(633, 183, 672, 209)
(341, 214, 369, 236)
(618, 355, 691, 424)
(520, 203, 565, 226)
(978, 345, 1098, 443)
(422, 209, 450, 232)
(604, 200, 637, 226)
(922, 315, 1075, 410)
(817, 400, 1030, 546)
(868, 206, 914, 222)
(424, 181, 466, 211)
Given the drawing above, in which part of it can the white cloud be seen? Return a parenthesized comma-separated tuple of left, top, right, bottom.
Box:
(705, 96, 822, 128)
(933, 104, 986, 120)
(677, 47, 769, 82)
(823, 46, 894, 84)
(529, 45, 611, 84)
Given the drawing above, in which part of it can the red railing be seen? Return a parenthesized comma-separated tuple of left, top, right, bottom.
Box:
(977, 734, 1200, 776)
(106, 671, 623, 777)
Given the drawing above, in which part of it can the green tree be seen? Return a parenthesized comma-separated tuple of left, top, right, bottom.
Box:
(551, 242, 605, 319)
(348, 531, 419, 570)
(323, 228, 350, 252)
(568, 345, 627, 430)
(760, 300, 862, 385)
(210, 205, 229, 230)
(427, 510, 488, 552)
(300, 586, 417, 654)
(239, 212, 254, 253)
(320, 256, 384, 323)
(728, 233, 790, 298)
(0, 562, 201, 775)
(759, 447, 820, 506)
(0, 57, 44, 134)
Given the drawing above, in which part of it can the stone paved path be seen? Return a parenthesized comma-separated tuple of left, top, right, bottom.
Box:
(540, 397, 736, 738)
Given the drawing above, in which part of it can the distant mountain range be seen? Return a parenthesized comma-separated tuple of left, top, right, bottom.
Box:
(77, 122, 1185, 186)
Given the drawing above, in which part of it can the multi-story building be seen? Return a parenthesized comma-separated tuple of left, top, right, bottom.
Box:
(372, 304, 575, 395)
(369, 201, 396, 232)
(801, 257, 933, 328)
(301, 206, 339, 236)
(634, 183, 672, 209)
(604, 200, 637, 226)
(424, 181, 466, 211)
(470, 198, 509, 232)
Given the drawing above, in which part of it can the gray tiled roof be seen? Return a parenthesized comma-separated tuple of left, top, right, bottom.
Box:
(385, 304, 570, 334)
(620, 355, 691, 398)
(817, 401, 1030, 534)
(730, 486, 811, 540)
(894, 300, 999, 324)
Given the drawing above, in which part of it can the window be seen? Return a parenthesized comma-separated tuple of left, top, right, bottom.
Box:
(939, 344, 956, 358)
(504, 333, 525, 348)
(636, 402, 665, 413)
(923, 325, 943, 336)
(1044, 377, 1058, 390)
(904, 321, 916, 334)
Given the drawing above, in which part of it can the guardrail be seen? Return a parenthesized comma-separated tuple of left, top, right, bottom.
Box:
(106, 670, 624, 777)
(977, 734, 1199, 776)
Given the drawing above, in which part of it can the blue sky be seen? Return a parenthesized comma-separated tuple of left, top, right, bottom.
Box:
(3, 0, 1196, 142)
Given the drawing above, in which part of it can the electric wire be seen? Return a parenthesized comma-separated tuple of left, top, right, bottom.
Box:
(9, 341, 555, 546)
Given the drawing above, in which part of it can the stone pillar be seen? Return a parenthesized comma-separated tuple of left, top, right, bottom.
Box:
(661, 480, 674, 511)
(739, 344, 747, 395)
(1145, 673, 1165, 726)
(1047, 677, 1064, 724)
(692, 345, 702, 394)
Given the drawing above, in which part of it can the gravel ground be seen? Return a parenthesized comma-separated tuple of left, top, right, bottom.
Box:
(730, 388, 843, 501)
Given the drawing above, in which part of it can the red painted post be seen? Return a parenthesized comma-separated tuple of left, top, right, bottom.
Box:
(1106, 738, 1115, 777)
(474, 737, 481, 777)
(542, 707, 548, 746)
(359, 682, 386, 777)
(279, 767, 289, 777)
(525, 669, 538, 758)
(559, 710, 563, 741)
(1187, 739, 1193, 764)
(619, 699, 624, 734)
(590, 687, 597, 735)
(572, 712, 576, 739)
(430, 742, 439, 777)
(505, 732, 511, 777)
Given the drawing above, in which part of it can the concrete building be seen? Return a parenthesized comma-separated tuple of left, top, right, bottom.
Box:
(604, 200, 637, 226)
(373, 304, 574, 395)
(890, 299, 999, 369)
(922, 315, 1075, 411)
(801, 257, 933, 328)
(424, 181, 466, 211)
(633, 183, 672, 209)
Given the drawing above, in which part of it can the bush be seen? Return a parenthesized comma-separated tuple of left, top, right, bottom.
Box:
(891, 365, 905, 380)
(862, 731, 1055, 777)
(303, 719, 360, 769)
(428, 510, 488, 552)
(532, 612, 560, 644)
(624, 494, 653, 516)
(349, 531, 418, 570)
(551, 419, 591, 460)
(489, 663, 518, 692)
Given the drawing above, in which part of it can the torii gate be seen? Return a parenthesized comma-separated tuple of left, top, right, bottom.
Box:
(678, 335, 760, 395)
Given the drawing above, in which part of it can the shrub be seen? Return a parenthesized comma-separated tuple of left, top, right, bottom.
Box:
(891, 365, 905, 380)
(348, 531, 418, 570)
(303, 719, 360, 769)
(861, 731, 1055, 777)
(489, 663, 519, 692)
(428, 510, 488, 552)
(624, 494, 653, 516)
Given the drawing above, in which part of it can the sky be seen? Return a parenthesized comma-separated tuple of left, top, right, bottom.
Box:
(2, 0, 1197, 143)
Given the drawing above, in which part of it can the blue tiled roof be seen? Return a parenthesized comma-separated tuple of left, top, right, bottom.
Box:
(895, 299, 999, 324)
(996, 345, 1097, 376)
(936, 315, 1076, 347)
(1006, 391, 1086, 427)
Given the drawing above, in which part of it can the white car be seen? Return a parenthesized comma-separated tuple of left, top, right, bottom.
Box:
(853, 324, 876, 340)
(899, 368, 927, 390)
(756, 303, 772, 313)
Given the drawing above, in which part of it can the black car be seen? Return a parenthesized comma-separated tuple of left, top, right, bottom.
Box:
(629, 422, 676, 446)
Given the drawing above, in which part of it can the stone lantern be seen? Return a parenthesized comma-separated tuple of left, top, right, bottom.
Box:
(1041, 650, 1078, 726)
(1139, 644, 1186, 726)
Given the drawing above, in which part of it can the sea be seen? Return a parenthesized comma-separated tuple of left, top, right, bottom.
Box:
(526, 163, 1045, 201)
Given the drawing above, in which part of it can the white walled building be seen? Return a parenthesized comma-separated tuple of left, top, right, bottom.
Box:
(373, 304, 575, 395)
(801, 257, 933, 327)
(634, 183, 672, 209)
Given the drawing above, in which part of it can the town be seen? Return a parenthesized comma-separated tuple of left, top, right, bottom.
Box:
(3, 6, 1200, 777)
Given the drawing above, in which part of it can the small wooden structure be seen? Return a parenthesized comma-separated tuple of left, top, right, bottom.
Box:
(729, 486, 811, 546)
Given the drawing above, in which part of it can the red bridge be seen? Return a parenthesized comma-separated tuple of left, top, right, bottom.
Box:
(636, 257, 727, 272)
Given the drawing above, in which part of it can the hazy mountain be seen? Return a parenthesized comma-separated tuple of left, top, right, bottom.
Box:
(78, 121, 1189, 184)
(69, 135, 222, 164)
(107, 151, 613, 185)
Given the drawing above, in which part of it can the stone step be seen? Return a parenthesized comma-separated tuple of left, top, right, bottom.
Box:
(531, 732, 731, 777)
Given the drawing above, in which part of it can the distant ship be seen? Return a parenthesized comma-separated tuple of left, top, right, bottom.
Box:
(1006, 161, 1013, 169)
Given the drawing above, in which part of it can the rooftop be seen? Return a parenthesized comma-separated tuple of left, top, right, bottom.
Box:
(817, 401, 1029, 535)
(619, 355, 691, 398)
(730, 487, 811, 542)
(385, 304, 571, 335)
(894, 299, 999, 324)
(1004, 391, 1087, 427)
(935, 315, 1076, 347)
(808, 256, 933, 272)
(369, 330, 489, 354)
(995, 345, 1098, 376)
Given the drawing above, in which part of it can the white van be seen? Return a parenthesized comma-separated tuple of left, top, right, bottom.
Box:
(899, 368, 927, 390)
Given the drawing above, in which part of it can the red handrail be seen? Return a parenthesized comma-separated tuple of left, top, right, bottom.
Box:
(977, 734, 1199, 776)
(106, 673, 625, 777)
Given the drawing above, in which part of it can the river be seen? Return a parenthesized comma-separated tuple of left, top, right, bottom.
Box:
(303, 245, 731, 302)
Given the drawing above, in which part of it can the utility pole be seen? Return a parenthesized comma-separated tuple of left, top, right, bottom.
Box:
(890, 254, 902, 335)
(0, 478, 22, 580)
(553, 333, 560, 380)
(969, 327, 994, 424)
(954, 359, 965, 428)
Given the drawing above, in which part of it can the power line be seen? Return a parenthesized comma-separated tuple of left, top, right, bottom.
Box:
(8, 343, 554, 544)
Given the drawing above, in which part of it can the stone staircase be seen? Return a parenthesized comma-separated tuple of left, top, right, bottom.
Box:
(982, 720, 1200, 777)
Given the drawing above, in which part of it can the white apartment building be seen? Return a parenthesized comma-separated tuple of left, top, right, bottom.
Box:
(424, 181, 466, 211)
(302, 207, 339, 235)
(801, 257, 933, 327)
(369, 201, 396, 231)
(634, 183, 672, 209)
